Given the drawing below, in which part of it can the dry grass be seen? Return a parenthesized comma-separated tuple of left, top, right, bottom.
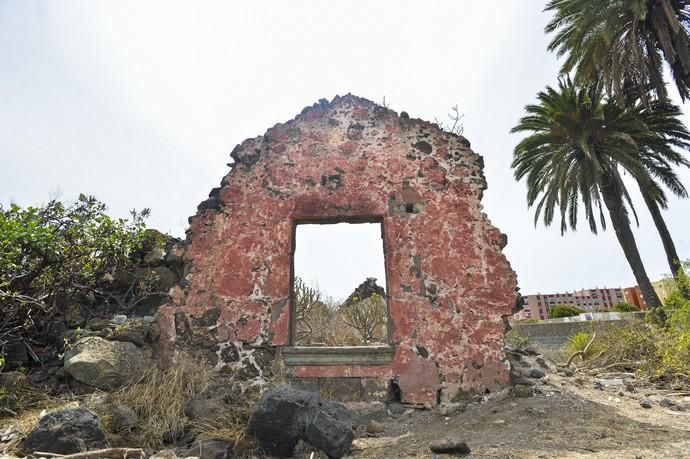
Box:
(107, 357, 212, 448)
(187, 380, 265, 457)
(2, 358, 269, 455)
(0, 372, 56, 418)
(0, 354, 286, 457)
(191, 409, 256, 450)
(104, 356, 267, 452)
(0, 373, 78, 456)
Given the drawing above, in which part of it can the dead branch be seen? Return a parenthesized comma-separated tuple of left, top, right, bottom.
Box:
(578, 350, 606, 368)
(434, 104, 465, 135)
(584, 359, 637, 374)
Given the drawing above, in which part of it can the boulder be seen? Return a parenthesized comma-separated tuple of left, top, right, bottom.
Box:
(90, 395, 139, 432)
(659, 398, 684, 411)
(365, 419, 385, 435)
(535, 356, 549, 368)
(18, 408, 109, 455)
(304, 399, 358, 458)
(438, 402, 462, 416)
(342, 277, 385, 307)
(165, 244, 185, 268)
(64, 336, 152, 389)
(106, 318, 160, 347)
(136, 266, 179, 292)
(248, 386, 357, 458)
(144, 247, 166, 266)
(248, 386, 316, 457)
(104, 403, 139, 432)
(528, 368, 545, 379)
(429, 438, 471, 455)
(512, 377, 536, 387)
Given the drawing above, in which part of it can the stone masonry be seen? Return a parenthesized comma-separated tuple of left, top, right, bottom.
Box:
(157, 94, 517, 406)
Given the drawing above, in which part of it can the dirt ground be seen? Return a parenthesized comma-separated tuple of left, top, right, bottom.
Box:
(3, 356, 689, 458)
(335, 372, 690, 459)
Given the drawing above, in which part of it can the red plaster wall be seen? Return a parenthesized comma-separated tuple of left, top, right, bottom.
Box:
(158, 95, 517, 405)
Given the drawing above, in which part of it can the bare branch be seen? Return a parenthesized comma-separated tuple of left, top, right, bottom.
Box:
(435, 104, 465, 135)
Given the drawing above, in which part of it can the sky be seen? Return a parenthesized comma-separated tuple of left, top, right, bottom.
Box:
(1, 1, 688, 298)
(295, 223, 386, 301)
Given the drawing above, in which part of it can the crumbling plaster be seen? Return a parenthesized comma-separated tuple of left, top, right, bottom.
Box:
(157, 94, 518, 405)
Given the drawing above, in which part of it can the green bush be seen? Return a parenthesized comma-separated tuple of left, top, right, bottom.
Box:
(612, 302, 640, 312)
(505, 330, 530, 350)
(662, 260, 690, 330)
(548, 304, 584, 319)
(582, 265, 690, 384)
(0, 195, 154, 354)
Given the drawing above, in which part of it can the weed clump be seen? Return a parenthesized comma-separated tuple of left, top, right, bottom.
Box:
(104, 357, 212, 448)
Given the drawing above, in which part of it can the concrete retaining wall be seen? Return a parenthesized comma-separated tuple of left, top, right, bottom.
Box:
(512, 313, 645, 355)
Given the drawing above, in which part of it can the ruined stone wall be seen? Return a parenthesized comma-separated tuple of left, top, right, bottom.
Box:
(157, 95, 517, 405)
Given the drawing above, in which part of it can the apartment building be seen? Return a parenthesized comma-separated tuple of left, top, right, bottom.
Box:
(623, 278, 675, 309)
(623, 286, 646, 310)
(518, 287, 626, 320)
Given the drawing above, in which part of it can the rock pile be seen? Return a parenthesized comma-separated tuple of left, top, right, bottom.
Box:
(505, 346, 554, 397)
(342, 277, 386, 308)
(63, 317, 158, 390)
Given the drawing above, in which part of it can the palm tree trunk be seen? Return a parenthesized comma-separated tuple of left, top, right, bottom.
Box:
(600, 175, 662, 311)
(638, 184, 684, 281)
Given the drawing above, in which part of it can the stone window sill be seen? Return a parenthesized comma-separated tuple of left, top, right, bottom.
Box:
(282, 345, 394, 366)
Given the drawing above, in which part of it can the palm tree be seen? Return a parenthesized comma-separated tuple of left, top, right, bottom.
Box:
(545, 0, 690, 102)
(512, 79, 690, 311)
(633, 98, 690, 285)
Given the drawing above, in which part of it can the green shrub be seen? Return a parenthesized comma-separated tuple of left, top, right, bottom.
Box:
(548, 304, 584, 319)
(662, 260, 690, 330)
(582, 264, 690, 383)
(612, 302, 640, 312)
(0, 195, 154, 352)
(504, 330, 530, 350)
(593, 322, 689, 383)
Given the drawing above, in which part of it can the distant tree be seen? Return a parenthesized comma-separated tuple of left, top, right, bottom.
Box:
(341, 293, 388, 344)
(293, 277, 322, 344)
(612, 302, 641, 312)
(548, 304, 585, 319)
